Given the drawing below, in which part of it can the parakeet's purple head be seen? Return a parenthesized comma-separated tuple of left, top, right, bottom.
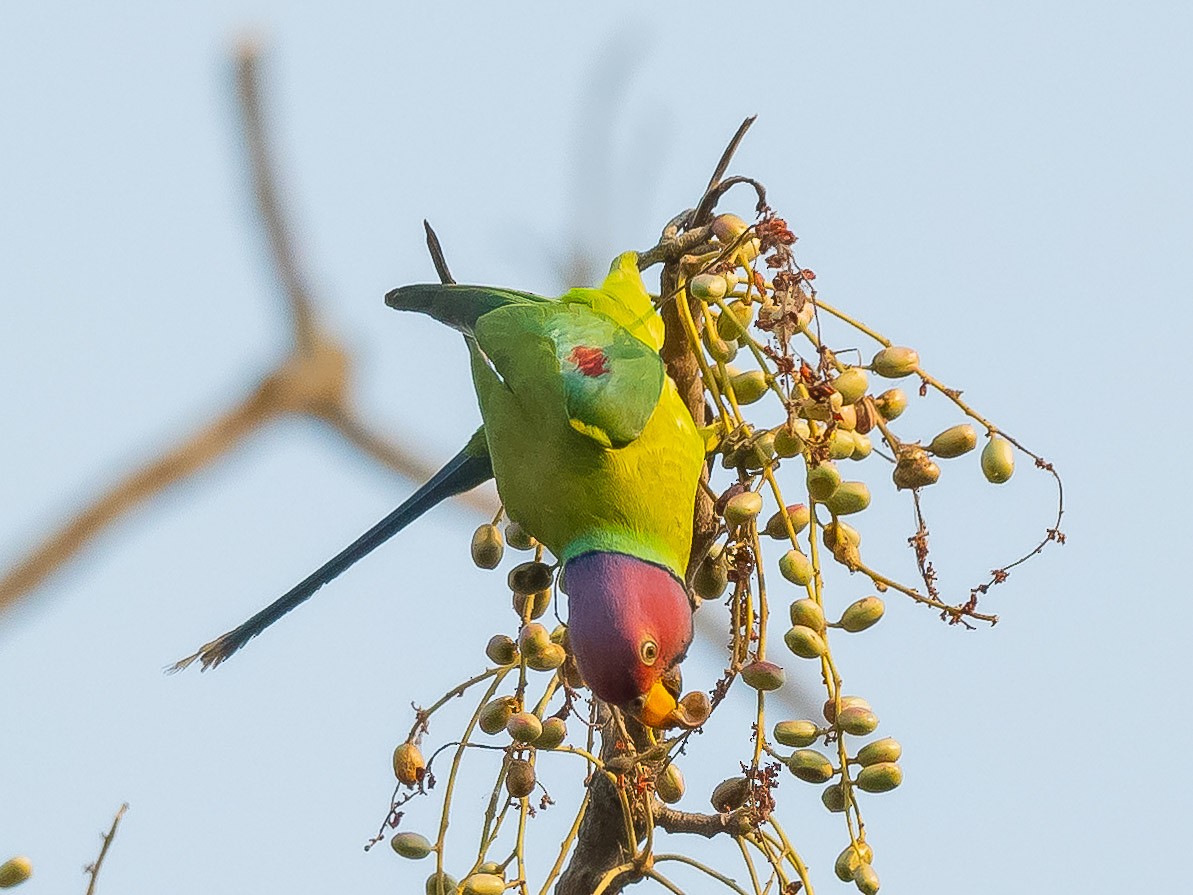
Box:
(563, 551, 693, 724)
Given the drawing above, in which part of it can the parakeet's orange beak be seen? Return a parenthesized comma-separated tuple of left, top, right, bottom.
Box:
(634, 678, 679, 728)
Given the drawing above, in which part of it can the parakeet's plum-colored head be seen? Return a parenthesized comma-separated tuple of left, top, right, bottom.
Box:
(562, 552, 693, 725)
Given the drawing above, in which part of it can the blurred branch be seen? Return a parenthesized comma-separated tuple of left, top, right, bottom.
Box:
(0, 41, 495, 615)
(84, 803, 128, 895)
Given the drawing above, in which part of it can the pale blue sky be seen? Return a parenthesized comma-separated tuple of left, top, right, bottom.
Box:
(2, 2, 1190, 893)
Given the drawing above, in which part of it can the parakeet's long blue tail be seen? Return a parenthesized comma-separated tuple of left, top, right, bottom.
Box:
(170, 437, 492, 672)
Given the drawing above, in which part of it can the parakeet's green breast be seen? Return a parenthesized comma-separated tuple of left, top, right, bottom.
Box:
(467, 255, 703, 579)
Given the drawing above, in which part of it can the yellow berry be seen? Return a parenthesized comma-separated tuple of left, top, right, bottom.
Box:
(981, 435, 1015, 483)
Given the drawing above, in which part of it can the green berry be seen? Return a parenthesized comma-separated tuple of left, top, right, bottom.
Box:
(778, 549, 813, 586)
(821, 782, 848, 813)
(873, 388, 908, 420)
(508, 561, 553, 596)
(710, 776, 751, 811)
(837, 705, 879, 736)
(871, 346, 920, 378)
(826, 481, 871, 516)
(773, 719, 821, 747)
(839, 596, 885, 633)
(784, 625, 827, 659)
(693, 545, 730, 599)
(833, 368, 869, 405)
(425, 872, 459, 895)
(463, 872, 507, 895)
(786, 749, 834, 783)
(834, 843, 874, 883)
(789, 597, 825, 632)
(390, 832, 433, 859)
(485, 634, 518, 665)
(506, 711, 543, 744)
(729, 369, 768, 404)
(856, 761, 902, 793)
(773, 425, 805, 458)
(504, 521, 537, 551)
(723, 490, 764, 527)
(470, 523, 504, 570)
(656, 763, 685, 803)
(854, 862, 881, 895)
(765, 504, 810, 539)
(856, 737, 902, 767)
(928, 424, 978, 458)
(981, 435, 1015, 483)
(741, 659, 786, 691)
(689, 272, 727, 301)
(807, 462, 841, 501)
(534, 717, 567, 750)
(0, 858, 32, 888)
(479, 697, 516, 735)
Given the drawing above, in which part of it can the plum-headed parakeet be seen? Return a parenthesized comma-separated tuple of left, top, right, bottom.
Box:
(177, 252, 705, 726)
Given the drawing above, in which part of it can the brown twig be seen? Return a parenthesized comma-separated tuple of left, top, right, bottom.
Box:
(0, 41, 496, 616)
(84, 803, 128, 895)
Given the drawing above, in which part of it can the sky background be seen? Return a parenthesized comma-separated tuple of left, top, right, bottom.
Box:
(2, 2, 1191, 893)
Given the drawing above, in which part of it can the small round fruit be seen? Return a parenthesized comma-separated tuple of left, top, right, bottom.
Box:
(693, 545, 730, 599)
(773, 426, 805, 458)
(854, 862, 881, 895)
(463, 872, 506, 895)
(784, 625, 827, 659)
(779, 549, 813, 586)
(823, 695, 871, 724)
(839, 596, 885, 633)
(871, 346, 919, 378)
(390, 831, 434, 859)
(534, 717, 567, 750)
(833, 368, 869, 405)
(716, 300, 754, 341)
(786, 749, 834, 783)
(517, 622, 551, 656)
(893, 451, 941, 490)
(0, 857, 32, 888)
(743, 431, 776, 469)
(712, 213, 749, 243)
(873, 388, 908, 420)
(856, 762, 903, 793)
(711, 776, 751, 811)
(656, 763, 685, 804)
(789, 597, 825, 632)
(829, 428, 856, 459)
(506, 759, 537, 798)
(837, 705, 879, 736)
(851, 432, 873, 460)
(504, 521, 537, 551)
(928, 423, 977, 458)
(773, 719, 821, 747)
(822, 520, 861, 552)
(826, 481, 871, 516)
(508, 561, 553, 596)
(485, 634, 518, 665)
(729, 370, 768, 405)
(821, 782, 848, 813)
(525, 643, 566, 671)
(689, 272, 728, 302)
(506, 712, 543, 744)
(981, 435, 1015, 483)
(425, 872, 459, 895)
(393, 742, 426, 786)
(741, 659, 786, 691)
(807, 463, 841, 501)
(856, 737, 902, 767)
(512, 587, 552, 620)
(479, 697, 516, 735)
(834, 843, 874, 883)
(470, 524, 504, 570)
(723, 490, 764, 527)
(765, 504, 810, 539)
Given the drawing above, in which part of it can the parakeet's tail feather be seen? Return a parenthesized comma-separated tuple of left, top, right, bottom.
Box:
(385, 284, 548, 334)
(169, 439, 493, 673)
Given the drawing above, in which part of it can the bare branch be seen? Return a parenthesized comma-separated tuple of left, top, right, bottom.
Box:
(84, 803, 129, 895)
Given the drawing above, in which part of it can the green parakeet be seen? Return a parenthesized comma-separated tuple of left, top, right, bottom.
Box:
(177, 252, 705, 726)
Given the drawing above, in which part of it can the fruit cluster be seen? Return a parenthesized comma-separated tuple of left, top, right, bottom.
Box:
(375, 202, 1060, 895)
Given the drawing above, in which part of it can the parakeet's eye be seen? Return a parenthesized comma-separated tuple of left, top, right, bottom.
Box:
(640, 639, 659, 665)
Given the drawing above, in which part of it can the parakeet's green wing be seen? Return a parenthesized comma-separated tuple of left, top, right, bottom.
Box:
(384, 284, 549, 334)
(473, 304, 665, 449)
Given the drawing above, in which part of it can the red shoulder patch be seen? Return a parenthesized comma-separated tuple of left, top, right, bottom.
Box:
(568, 345, 610, 378)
